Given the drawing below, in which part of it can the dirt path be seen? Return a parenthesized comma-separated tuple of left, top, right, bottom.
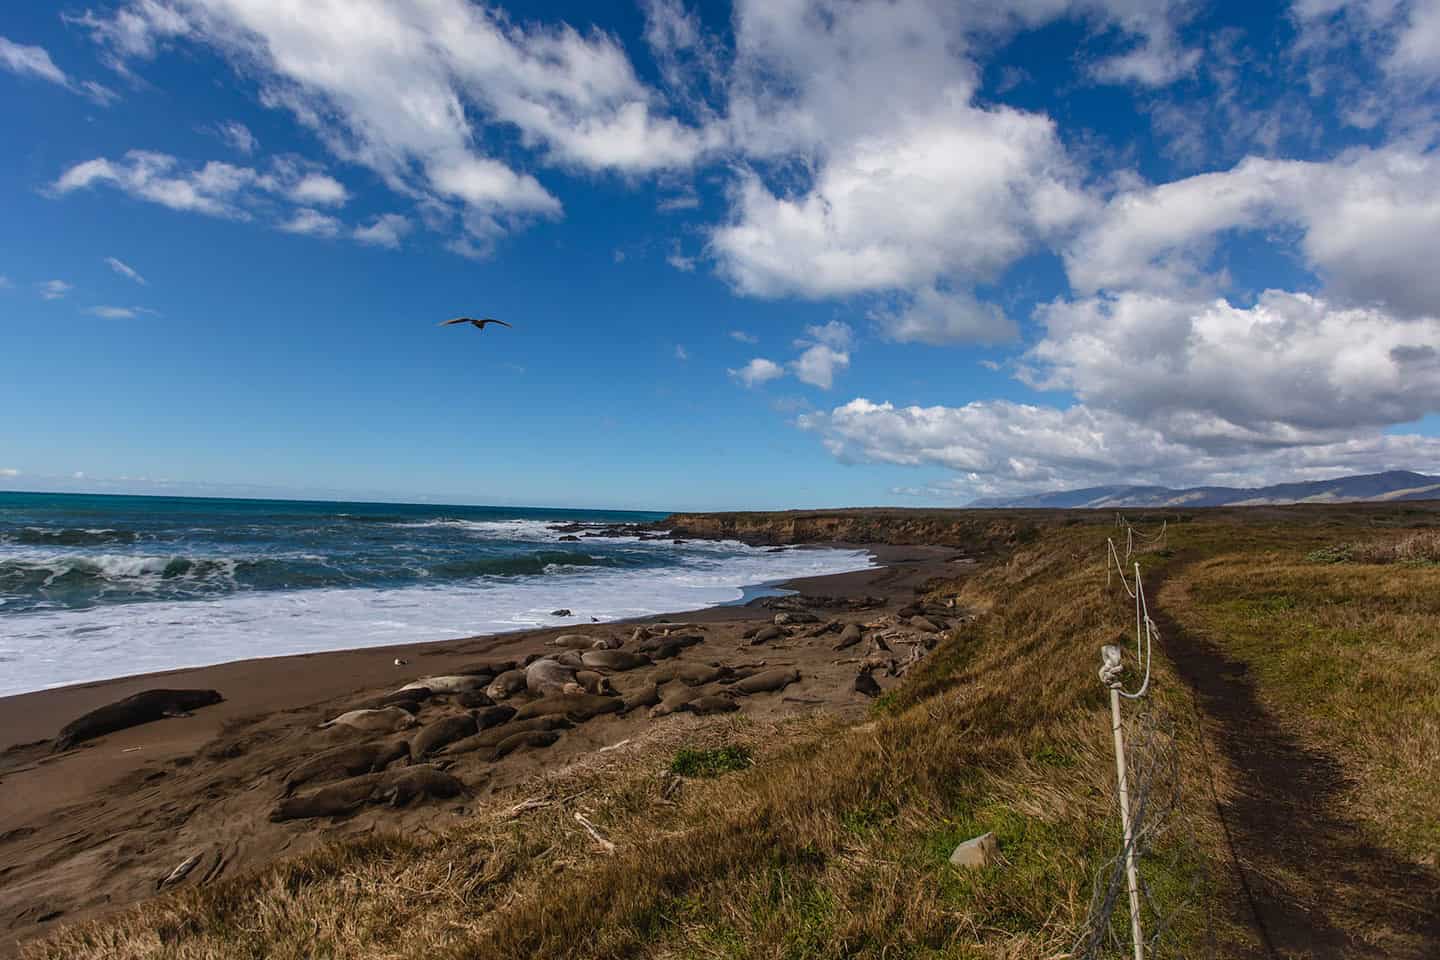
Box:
(1152, 566, 1440, 959)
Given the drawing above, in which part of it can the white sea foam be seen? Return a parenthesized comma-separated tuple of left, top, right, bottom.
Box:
(0, 545, 873, 697)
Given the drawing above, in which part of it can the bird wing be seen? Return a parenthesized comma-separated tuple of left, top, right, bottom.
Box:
(439, 317, 473, 326)
(479, 318, 512, 328)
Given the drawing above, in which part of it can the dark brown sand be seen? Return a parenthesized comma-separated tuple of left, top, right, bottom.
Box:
(0, 544, 969, 955)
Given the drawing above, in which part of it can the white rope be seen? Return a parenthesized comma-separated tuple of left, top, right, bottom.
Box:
(1119, 561, 1155, 700)
(1103, 540, 1154, 699)
(1107, 538, 1137, 598)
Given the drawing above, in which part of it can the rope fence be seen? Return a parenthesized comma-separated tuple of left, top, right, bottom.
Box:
(1074, 517, 1201, 960)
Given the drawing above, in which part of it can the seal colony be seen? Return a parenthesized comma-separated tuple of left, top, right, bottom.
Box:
(0, 544, 967, 956)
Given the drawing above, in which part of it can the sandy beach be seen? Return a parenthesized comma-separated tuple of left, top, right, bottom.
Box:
(0, 542, 970, 955)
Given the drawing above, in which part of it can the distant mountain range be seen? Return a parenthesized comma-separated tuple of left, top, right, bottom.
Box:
(969, 470, 1440, 509)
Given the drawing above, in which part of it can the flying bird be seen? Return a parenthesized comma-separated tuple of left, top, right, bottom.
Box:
(439, 316, 512, 331)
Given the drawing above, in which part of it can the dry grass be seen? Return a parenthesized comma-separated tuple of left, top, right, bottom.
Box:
(1351, 529, 1440, 564)
(1163, 541, 1440, 860)
(30, 517, 1316, 960)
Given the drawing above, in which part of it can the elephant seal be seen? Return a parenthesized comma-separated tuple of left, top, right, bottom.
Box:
(680, 694, 739, 716)
(485, 669, 528, 701)
(270, 765, 463, 822)
(318, 707, 418, 733)
(833, 623, 863, 651)
(774, 611, 819, 625)
(526, 659, 579, 697)
(629, 626, 652, 643)
(282, 738, 410, 796)
(553, 650, 585, 668)
(580, 650, 651, 672)
(348, 689, 429, 713)
(590, 635, 623, 650)
(854, 671, 882, 698)
(575, 670, 615, 695)
(749, 625, 785, 645)
(656, 663, 730, 687)
(457, 690, 496, 709)
(488, 729, 560, 760)
(620, 682, 660, 714)
(454, 658, 516, 676)
(473, 704, 517, 730)
(649, 685, 701, 718)
(440, 716, 571, 756)
(733, 667, 801, 696)
(410, 714, 479, 758)
(636, 633, 701, 654)
(399, 675, 488, 694)
(909, 616, 942, 634)
(642, 640, 685, 660)
(53, 689, 223, 752)
(514, 693, 623, 722)
(548, 634, 595, 650)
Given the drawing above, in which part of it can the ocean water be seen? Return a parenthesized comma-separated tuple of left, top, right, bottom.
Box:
(0, 492, 872, 697)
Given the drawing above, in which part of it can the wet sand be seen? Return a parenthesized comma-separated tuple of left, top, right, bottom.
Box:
(0, 543, 971, 955)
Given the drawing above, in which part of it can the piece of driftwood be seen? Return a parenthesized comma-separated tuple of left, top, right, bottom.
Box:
(574, 812, 615, 854)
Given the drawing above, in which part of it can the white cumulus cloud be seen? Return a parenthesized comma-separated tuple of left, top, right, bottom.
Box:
(353, 213, 412, 249)
(729, 357, 785, 387)
(290, 172, 348, 207)
(279, 208, 341, 238)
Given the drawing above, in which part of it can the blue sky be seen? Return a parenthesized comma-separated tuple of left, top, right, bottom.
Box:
(2, 0, 1439, 510)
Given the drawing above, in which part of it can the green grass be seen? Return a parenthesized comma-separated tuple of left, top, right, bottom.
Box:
(670, 743, 753, 778)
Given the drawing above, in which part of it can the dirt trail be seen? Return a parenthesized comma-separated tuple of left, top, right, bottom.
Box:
(1152, 564, 1440, 959)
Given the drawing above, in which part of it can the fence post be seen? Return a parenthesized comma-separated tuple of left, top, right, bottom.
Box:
(1101, 643, 1145, 960)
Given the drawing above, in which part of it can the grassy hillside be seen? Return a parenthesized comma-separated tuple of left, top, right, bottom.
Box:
(29, 504, 1440, 959)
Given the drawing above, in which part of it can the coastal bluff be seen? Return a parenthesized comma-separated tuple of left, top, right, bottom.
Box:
(663, 507, 1045, 549)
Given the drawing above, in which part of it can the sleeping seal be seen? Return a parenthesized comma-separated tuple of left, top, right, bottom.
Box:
(409, 714, 479, 758)
(732, 667, 801, 696)
(514, 693, 623, 722)
(749, 625, 785, 645)
(832, 623, 863, 650)
(347, 688, 429, 713)
(269, 765, 463, 821)
(580, 650, 651, 672)
(548, 634, 596, 650)
(488, 729, 560, 760)
(282, 738, 410, 796)
(53, 689, 223, 752)
(680, 694, 739, 716)
(526, 659, 579, 697)
(655, 663, 730, 687)
(440, 716, 571, 756)
(485, 669, 529, 701)
(318, 707, 418, 733)
(649, 685, 701, 718)
(636, 633, 701, 654)
(620, 682, 661, 714)
(398, 675, 488, 694)
(473, 704, 518, 730)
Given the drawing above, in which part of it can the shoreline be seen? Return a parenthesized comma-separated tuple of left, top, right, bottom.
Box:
(0, 541, 901, 744)
(0, 541, 965, 954)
